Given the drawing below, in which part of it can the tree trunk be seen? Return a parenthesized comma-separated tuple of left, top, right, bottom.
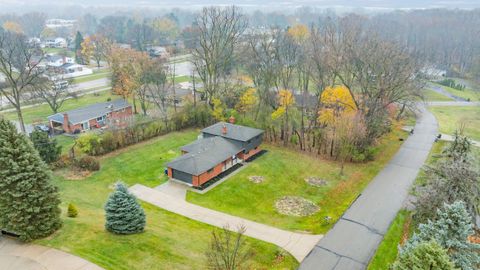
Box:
(16, 107, 26, 134)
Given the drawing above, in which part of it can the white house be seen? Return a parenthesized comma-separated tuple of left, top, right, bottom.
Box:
(44, 37, 67, 48)
(46, 55, 74, 67)
(55, 63, 93, 78)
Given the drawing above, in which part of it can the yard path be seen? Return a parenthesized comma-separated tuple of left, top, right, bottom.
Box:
(299, 105, 438, 270)
(129, 184, 323, 262)
(0, 236, 104, 270)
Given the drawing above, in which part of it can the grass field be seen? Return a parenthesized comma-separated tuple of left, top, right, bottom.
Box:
(72, 70, 111, 84)
(55, 135, 76, 154)
(1, 91, 115, 124)
(187, 127, 407, 234)
(431, 82, 480, 101)
(367, 210, 410, 270)
(423, 89, 453, 101)
(429, 106, 480, 141)
(38, 130, 298, 270)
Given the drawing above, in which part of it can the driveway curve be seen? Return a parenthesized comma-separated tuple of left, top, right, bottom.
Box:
(0, 236, 104, 270)
(299, 105, 438, 270)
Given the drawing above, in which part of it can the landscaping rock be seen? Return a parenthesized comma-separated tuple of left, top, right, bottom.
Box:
(275, 196, 319, 217)
(305, 177, 328, 187)
(248, 175, 264, 184)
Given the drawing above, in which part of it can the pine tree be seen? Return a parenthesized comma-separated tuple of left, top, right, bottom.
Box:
(393, 241, 456, 270)
(105, 182, 145, 234)
(74, 31, 84, 64)
(67, 203, 78, 218)
(0, 119, 62, 241)
(30, 130, 61, 164)
(404, 201, 480, 270)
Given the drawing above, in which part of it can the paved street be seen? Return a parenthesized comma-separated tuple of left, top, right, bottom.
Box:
(0, 236, 104, 270)
(129, 184, 322, 262)
(299, 105, 438, 269)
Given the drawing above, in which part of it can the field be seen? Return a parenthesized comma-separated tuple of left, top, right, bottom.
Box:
(72, 70, 112, 84)
(431, 82, 480, 101)
(429, 106, 480, 141)
(423, 89, 453, 101)
(187, 127, 406, 234)
(38, 130, 298, 270)
(1, 91, 115, 124)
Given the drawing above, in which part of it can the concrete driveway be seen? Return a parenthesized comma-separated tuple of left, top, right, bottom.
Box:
(0, 236, 104, 270)
(129, 184, 322, 262)
(299, 105, 438, 269)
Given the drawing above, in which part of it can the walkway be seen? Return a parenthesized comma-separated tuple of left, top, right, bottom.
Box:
(129, 184, 322, 262)
(299, 105, 438, 270)
(0, 236, 104, 270)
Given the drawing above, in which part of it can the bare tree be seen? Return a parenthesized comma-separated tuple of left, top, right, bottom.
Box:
(205, 225, 252, 270)
(145, 61, 171, 126)
(192, 6, 247, 106)
(0, 31, 44, 133)
(31, 77, 76, 114)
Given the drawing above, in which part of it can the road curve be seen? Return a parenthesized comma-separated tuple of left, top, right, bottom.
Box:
(299, 105, 438, 270)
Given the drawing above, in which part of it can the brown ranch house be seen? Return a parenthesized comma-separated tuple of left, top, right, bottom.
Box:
(47, 99, 133, 134)
(166, 121, 264, 187)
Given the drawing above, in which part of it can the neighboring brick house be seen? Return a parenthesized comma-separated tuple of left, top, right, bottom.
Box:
(166, 121, 264, 188)
(47, 99, 132, 134)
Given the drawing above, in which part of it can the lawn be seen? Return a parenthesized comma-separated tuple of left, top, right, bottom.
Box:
(429, 106, 480, 141)
(72, 70, 111, 84)
(55, 135, 76, 155)
(37, 130, 298, 270)
(43, 47, 75, 57)
(1, 91, 115, 124)
(431, 82, 480, 101)
(187, 127, 407, 234)
(367, 210, 410, 270)
(423, 89, 453, 101)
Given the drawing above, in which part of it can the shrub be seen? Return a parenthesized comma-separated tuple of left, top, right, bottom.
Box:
(67, 203, 78, 218)
(438, 78, 466, 91)
(77, 133, 102, 155)
(393, 240, 455, 270)
(105, 182, 145, 234)
(51, 154, 74, 169)
(76, 156, 100, 171)
(30, 130, 61, 163)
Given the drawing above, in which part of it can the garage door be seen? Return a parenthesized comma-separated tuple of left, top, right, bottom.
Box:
(172, 169, 192, 184)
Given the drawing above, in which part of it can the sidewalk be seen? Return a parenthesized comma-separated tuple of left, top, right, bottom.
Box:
(129, 184, 322, 262)
(0, 236, 104, 270)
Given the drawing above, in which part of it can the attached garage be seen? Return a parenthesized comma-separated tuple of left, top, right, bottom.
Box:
(171, 169, 192, 185)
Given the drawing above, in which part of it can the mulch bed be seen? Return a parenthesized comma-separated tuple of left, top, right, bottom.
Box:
(248, 176, 264, 184)
(305, 176, 328, 187)
(275, 196, 319, 217)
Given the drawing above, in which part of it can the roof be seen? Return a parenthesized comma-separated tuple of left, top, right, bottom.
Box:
(202, 122, 264, 142)
(47, 99, 131, 125)
(167, 136, 242, 175)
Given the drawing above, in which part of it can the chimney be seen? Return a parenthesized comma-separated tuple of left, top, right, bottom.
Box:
(222, 124, 227, 135)
(63, 113, 70, 133)
(229, 116, 235, 124)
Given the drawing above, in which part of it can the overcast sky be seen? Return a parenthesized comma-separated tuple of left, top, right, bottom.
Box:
(1, 0, 479, 9)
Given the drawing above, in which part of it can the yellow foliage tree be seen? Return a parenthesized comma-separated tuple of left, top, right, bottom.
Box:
(271, 89, 294, 120)
(287, 24, 309, 43)
(80, 36, 94, 64)
(151, 17, 179, 40)
(236, 88, 258, 116)
(211, 97, 226, 121)
(3, 21, 23, 34)
(318, 85, 357, 125)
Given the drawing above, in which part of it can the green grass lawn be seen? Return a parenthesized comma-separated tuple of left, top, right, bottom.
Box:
(72, 70, 111, 84)
(187, 127, 407, 234)
(37, 131, 298, 270)
(429, 106, 480, 141)
(173, 75, 191, 84)
(43, 47, 75, 57)
(1, 91, 115, 124)
(368, 210, 410, 270)
(424, 89, 453, 101)
(55, 135, 76, 155)
(431, 82, 480, 101)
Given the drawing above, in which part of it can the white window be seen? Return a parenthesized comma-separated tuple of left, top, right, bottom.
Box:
(82, 121, 90, 130)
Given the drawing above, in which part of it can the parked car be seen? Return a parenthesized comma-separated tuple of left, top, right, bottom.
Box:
(34, 124, 50, 133)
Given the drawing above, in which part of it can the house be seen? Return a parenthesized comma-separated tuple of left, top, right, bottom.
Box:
(44, 37, 67, 48)
(46, 54, 74, 67)
(166, 121, 264, 188)
(147, 46, 169, 58)
(47, 99, 133, 134)
(55, 63, 93, 78)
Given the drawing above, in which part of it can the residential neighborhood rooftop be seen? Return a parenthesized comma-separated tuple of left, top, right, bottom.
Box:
(168, 136, 242, 175)
(202, 122, 263, 142)
(48, 99, 131, 125)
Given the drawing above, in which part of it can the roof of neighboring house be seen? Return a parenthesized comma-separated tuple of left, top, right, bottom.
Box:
(202, 122, 264, 142)
(47, 99, 131, 125)
(167, 136, 243, 175)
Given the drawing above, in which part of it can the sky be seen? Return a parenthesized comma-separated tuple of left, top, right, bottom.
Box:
(1, 0, 479, 10)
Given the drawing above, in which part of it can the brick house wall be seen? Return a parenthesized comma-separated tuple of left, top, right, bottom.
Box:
(61, 106, 133, 133)
(237, 147, 261, 161)
(192, 162, 224, 186)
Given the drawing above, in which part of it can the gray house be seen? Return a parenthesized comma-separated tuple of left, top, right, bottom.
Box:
(166, 122, 264, 187)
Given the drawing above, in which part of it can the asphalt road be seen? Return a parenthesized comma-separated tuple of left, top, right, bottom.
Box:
(299, 105, 438, 270)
